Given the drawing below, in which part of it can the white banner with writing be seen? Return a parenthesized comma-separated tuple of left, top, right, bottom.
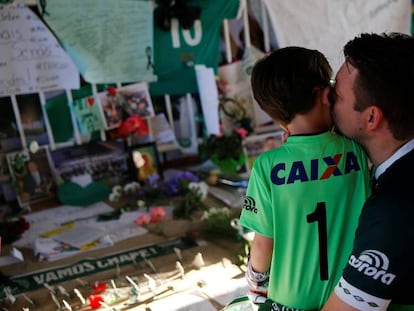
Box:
(263, 0, 412, 73)
(0, 3, 80, 96)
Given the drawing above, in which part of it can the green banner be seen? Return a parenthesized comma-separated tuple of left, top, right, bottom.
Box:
(1, 236, 197, 296)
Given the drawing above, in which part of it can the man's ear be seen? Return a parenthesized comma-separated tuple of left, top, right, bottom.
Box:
(366, 106, 383, 130)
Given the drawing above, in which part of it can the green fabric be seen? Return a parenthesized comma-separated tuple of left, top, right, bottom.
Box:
(57, 181, 111, 207)
(211, 153, 248, 175)
(412, 3, 414, 35)
(71, 84, 92, 99)
(389, 304, 414, 311)
(45, 92, 74, 143)
(223, 296, 258, 311)
(257, 298, 315, 311)
(149, 0, 240, 95)
(239, 132, 371, 309)
(2, 236, 197, 295)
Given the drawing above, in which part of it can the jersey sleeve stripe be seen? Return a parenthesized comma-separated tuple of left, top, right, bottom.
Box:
(334, 277, 390, 311)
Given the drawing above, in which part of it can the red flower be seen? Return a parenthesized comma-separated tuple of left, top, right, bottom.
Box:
(107, 86, 117, 97)
(12, 217, 30, 234)
(235, 127, 248, 139)
(117, 115, 149, 139)
(136, 214, 151, 226)
(150, 206, 166, 223)
(92, 282, 107, 293)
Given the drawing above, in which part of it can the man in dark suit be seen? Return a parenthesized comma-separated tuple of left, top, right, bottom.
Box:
(21, 160, 49, 201)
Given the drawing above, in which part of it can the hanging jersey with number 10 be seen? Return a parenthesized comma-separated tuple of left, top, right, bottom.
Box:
(150, 0, 241, 95)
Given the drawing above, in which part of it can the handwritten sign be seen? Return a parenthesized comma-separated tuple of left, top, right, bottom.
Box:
(0, 3, 80, 96)
(40, 0, 157, 84)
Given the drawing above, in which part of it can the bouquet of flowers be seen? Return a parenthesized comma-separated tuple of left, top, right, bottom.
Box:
(108, 171, 208, 220)
(117, 115, 149, 139)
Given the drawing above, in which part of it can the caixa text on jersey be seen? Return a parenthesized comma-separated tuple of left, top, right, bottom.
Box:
(270, 151, 361, 185)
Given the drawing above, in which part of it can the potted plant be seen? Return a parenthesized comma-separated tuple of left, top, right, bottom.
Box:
(199, 128, 248, 174)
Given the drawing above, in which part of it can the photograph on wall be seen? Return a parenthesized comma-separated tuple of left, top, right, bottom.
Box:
(149, 113, 179, 152)
(71, 93, 105, 136)
(6, 147, 56, 206)
(151, 94, 203, 157)
(243, 131, 285, 169)
(117, 82, 155, 118)
(98, 82, 154, 130)
(44, 90, 75, 145)
(16, 93, 50, 147)
(98, 85, 125, 129)
(50, 140, 129, 187)
(129, 142, 162, 183)
(0, 153, 18, 203)
(0, 153, 10, 183)
(0, 96, 23, 153)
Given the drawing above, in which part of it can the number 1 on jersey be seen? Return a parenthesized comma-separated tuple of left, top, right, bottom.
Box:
(307, 202, 329, 280)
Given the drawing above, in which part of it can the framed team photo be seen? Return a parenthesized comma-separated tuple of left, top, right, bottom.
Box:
(50, 140, 129, 187)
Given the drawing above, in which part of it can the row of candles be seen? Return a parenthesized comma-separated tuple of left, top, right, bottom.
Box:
(2, 248, 207, 311)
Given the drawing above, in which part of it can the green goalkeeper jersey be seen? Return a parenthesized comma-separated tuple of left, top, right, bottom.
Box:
(239, 131, 371, 310)
(150, 0, 240, 95)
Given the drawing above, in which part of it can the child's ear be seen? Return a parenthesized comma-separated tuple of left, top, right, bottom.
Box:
(320, 86, 331, 106)
(313, 85, 330, 106)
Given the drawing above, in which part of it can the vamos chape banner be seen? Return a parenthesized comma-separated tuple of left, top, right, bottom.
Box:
(1, 236, 198, 296)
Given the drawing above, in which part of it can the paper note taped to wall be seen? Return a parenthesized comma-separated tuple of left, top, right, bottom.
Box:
(0, 3, 80, 96)
(195, 65, 220, 135)
(39, 0, 157, 84)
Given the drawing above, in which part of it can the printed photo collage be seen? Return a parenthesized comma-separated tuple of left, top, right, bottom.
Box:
(0, 82, 178, 207)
